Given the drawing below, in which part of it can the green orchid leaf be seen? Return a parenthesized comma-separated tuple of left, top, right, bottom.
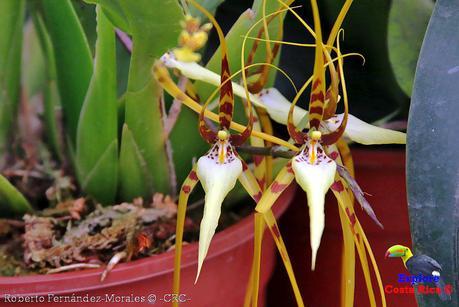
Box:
(32, 12, 63, 161)
(0, 0, 25, 167)
(121, 79, 172, 196)
(118, 124, 153, 201)
(407, 0, 459, 305)
(0, 174, 33, 217)
(73, 1, 98, 54)
(388, 0, 433, 96)
(84, 0, 131, 34)
(79, 1, 131, 96)
(86, 0, 183, 199)
(76, 6, 118, 204)
(39, 0, 93, 146)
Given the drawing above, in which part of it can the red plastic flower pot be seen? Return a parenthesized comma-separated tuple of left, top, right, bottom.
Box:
(267, 148, 417, 307)
(0, 184, 296, 307)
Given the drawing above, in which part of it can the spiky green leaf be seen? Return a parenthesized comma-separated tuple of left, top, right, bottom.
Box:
(88, 0, 183, 198)
(40, 0, 93, 145)
(0, 0, 25, 166)
(76, 6, 118, 204)
(0, 175, 33, 217)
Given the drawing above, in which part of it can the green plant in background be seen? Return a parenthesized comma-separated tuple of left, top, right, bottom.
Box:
(0, 0, 233, 214)
(0, 0, 25, 168)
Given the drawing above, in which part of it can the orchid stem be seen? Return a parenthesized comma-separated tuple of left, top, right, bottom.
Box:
(236, 145, 296, 159)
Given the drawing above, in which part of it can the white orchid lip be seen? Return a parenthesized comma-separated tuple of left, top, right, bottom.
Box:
(291, 138, 337, 270)
(195, 139, 242, 282)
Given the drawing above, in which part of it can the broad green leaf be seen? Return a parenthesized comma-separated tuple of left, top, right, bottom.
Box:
(76, 7, 118, 204)
(118, 124, 153, 201)
(388, 0, 433, 96)
(0, 0, 25, 167)
(407, 1, 459, 305)
(0, 174, 33, 217)
(88, 0, 183, 198)
(40, 0, 93, 145)
(32, 12, 63, 160)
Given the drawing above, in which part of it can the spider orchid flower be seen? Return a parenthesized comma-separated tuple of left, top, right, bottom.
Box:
(153, 4, 304, 306)
(254, 0, 405, 272)
(171, 7, 256, 283)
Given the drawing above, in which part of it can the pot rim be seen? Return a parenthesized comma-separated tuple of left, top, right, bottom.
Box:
(0, 184, 296, 296)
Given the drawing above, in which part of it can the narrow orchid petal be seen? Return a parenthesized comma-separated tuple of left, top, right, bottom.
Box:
(336, 164, 383, 229)
(326, 113, 406, 145)
(173, 166, 200, 296)
(257, 88, 308, 126)
(292, 141, 336, 270)
(195, 142, 242, 282)
(160, 52, 264, 108)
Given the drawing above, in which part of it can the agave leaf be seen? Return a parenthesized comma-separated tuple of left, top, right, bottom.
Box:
(0, 0, 25, 166)
(407, 1, 459, 305)
(39, 0, 93, 146)
(76, 6, 118, 204)
(388, 0, 433, 96)
(0, 174, 33, 217)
